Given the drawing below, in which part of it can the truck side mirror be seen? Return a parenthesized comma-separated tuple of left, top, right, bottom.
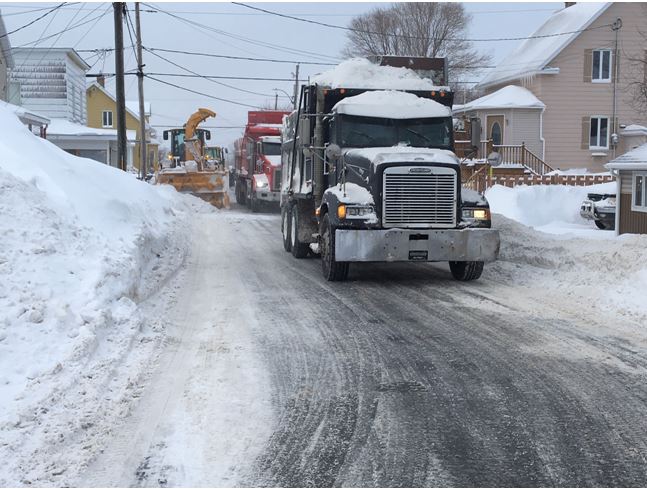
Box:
(205, 130, 211, 141)
(163, 130, 168, 140)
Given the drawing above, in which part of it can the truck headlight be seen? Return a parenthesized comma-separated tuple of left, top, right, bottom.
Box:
(462, 208, 490, 220)
(256, 180, 268, 188)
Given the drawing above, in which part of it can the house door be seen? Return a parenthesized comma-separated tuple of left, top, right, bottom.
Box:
(486, 115, 504, 146)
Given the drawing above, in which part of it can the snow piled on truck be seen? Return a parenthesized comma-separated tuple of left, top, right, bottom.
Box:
(312, 58, 448, 90)
(333, 90, 451, 119)
(346, 146, 458, 167)
(0, 105, 211, 485)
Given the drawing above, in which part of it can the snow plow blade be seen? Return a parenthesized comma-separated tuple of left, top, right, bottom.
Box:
(157, 170, 231, 209)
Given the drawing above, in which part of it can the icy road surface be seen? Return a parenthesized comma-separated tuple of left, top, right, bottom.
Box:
(77, 209, 647, 487)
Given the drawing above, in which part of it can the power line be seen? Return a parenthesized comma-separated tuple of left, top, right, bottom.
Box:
(232, 2, 614, 43)
(145, 74, 261, 109)
(145, 47, 336, 66)
(17, 10, 111, 47)
(142, 3, 341, 63)
(143, 47, 286, 98)
(0, 2, 68, 39)
(90, 71, 296, 82)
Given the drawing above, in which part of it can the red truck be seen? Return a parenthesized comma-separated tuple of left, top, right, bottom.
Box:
(234, 110, 289, 212)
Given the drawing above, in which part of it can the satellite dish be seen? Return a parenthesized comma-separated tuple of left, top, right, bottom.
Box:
(487, 151, 502, 167)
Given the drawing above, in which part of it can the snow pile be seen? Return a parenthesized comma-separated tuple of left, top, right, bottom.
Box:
(0, 106, 211, 485)
(334, 90, 451, 119)
(492, 214, 647, 323)
(312, 58, 448, 91)
(485, 183, 615, 234)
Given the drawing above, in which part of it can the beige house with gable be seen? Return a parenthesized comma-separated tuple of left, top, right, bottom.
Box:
(474, 2, 647, 172)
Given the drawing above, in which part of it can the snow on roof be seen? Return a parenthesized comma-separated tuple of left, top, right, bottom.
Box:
(478, 3, 611, 89)
(126, 100, 151, 117)
(47, 119, 136, 140)
(333, 90, 452, 119)
(454, 85, 545, 113)
(311, 58, 448, 91)
(0, 101, 50, 125)
(606, 143, 647, 170)
(620, 124, 647, 137)
(0, 10, 14, 69)
(12, 46, 90, 71)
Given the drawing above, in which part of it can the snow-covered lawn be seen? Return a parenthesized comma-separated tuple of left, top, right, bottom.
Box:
(0, 106, 212, 485)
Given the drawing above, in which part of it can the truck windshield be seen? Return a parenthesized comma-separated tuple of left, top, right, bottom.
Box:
(339, 115, 453, 149)
(261, 142, 281, 155)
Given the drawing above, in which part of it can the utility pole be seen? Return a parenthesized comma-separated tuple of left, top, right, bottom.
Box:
(274, 92, 278, 110)
(292, 63, 300, 110)
(135, 3, 147, 179)
(113, 2, 127, 171)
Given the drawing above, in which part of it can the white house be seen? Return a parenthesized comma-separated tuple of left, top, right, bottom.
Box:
(10, 47, 89, 124)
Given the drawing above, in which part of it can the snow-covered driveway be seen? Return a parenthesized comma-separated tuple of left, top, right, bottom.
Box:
(73, 208, 647, 487)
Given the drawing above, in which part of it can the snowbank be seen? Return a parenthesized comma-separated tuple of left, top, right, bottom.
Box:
(492, 214, 647, 323)
(334, 90, 451, 119)
(485, 183, 615, 234)
(0, 106, 211, 485)
(312, 58, 448, 91)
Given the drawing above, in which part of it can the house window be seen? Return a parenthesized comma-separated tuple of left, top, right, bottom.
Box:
(592, 49, 612, 82)
(633, 172, 647, 212)
(102, 110, 113, 128)
(589, 116, 609, 149)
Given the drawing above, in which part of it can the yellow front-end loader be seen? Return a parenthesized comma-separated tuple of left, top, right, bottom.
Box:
(156, 108, 230, 209)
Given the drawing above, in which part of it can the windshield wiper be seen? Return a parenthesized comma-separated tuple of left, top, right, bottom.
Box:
(403, 128, 432, 145)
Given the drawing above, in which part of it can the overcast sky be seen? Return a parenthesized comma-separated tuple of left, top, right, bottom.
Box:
(2, 2, 564, 146)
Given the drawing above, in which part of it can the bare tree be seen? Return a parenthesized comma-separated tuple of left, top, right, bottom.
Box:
(623, 6, 647, 116)
(343, 3, 491, 81)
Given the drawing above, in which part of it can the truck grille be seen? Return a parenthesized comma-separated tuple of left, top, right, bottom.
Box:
(382, 166, 457, 228)
(273, 169, 281, 191)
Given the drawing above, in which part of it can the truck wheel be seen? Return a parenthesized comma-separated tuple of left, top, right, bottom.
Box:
(449, 261, 484, 281)
(320, 213, 349, 281)
(595, 220, 607, 230)
(235, 180, 245, 205)
(251, 194, 260, 213)
(282, 206, 292, 252)
(290, 205, 309, 258)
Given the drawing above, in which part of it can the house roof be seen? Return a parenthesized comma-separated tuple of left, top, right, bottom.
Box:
(88, 82, 142, 121)
(478, 3, 611, 89)
(12, 47, 90, 71)
(0, 10, 15, 69)
(453, 85, 545, 114)
(126, 100, 151, 117)
(606, 143, 647, 170)
(621, 124, 647, 137)
(1, 101, 50, 126)
(47, 118, 136, 141)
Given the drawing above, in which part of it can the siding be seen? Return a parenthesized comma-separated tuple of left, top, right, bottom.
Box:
(541, 3, 647, 171)
(508, 108, 543, 158)
(619, 171, 647, 234)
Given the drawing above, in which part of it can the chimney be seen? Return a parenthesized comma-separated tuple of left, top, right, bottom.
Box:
(565, 2, 576, 7)
(97, 74, 105, 87)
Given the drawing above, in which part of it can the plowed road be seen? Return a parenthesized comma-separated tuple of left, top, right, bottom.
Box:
(78, 208, 647, 487)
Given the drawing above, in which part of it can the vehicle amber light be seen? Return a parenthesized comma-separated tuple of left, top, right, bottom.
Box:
(315, 207, 321, 217)
(440, 91, 445, 97)
(340, 88, 346, 94)
(431, 91, 436, 96)
(337, 204, 347, 219)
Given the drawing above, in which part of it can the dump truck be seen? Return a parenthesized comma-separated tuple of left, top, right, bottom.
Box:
(280, 57, 500, 281)
(234, 110, 289, 212)
(157, 108, 230, 209)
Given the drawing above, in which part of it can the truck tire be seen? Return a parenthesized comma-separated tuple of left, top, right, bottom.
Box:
(595, 220, 607, 230)
(251, 193, 260, 213)
(282, 206, 292, 252)
(235, 179, 246, 205)
(449, 261, 484, 281)
(290, 205, 310, 258)
(320, 213, 349, 281)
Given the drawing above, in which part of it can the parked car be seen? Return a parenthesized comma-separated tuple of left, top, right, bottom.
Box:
(580, 193, 616, 230)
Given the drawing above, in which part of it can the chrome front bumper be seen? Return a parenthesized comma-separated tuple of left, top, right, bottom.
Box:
(254, 189, 280, 202)
(335, 228, 500, 263)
